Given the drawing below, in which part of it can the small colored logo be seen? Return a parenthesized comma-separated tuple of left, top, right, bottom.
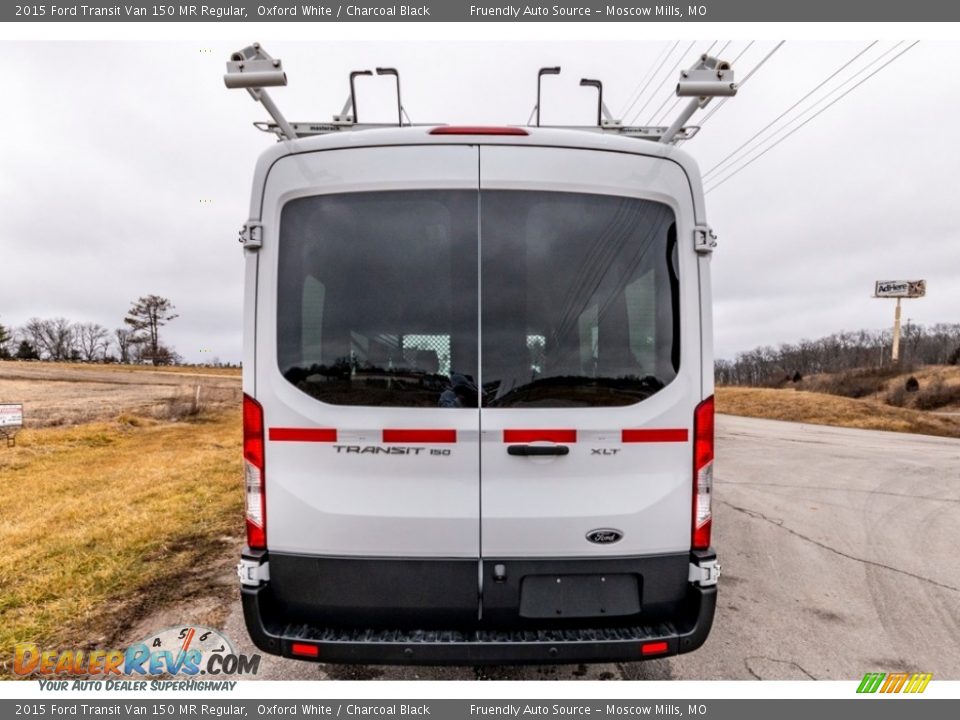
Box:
(857, 672, 932, 694)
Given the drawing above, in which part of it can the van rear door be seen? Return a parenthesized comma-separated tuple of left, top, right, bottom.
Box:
(478, 145, 701, 561)
(256, 145, 481, 623)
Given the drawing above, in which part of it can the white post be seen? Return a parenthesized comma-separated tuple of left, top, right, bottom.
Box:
(891, 297, 902, 363)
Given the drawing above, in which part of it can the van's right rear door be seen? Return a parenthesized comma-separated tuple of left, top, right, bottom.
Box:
(478, 145, 702, 564)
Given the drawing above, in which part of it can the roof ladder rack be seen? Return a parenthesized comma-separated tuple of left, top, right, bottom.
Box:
(225, 43, 737, 143)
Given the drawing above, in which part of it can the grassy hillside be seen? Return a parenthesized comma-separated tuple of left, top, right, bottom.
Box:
(716, 386, 960, 439)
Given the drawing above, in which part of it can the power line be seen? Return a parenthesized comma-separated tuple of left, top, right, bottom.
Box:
(704, 41, 919, 194)
(730, 40, 756, 66)
(704, 41, 905, 188)
(619, 41, 679, 121)
(617, 41, 675, 119)
(702, 41, 878, 181)
(629, 40, 697, 125)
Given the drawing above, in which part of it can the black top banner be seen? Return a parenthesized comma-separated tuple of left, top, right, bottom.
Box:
(5, 0, 960, 22)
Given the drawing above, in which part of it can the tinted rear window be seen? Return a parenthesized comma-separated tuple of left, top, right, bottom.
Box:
(277, 190, 678, 409)
(277, 191, 479, 408)
(480, 191, 679, 408)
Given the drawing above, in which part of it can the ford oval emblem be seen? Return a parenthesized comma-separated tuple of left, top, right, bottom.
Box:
(586, 528, 623, 544)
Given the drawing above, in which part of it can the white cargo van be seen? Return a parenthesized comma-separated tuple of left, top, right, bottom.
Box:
(228, 45, 731, 664)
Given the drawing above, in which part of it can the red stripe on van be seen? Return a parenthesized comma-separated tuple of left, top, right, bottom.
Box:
(621, 428, 689, 443)
(269, 428, 338, 442)
(503, 429, 577, 443)
(382, 429, 458, 444)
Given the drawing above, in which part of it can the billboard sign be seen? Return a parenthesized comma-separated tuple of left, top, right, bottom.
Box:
(0, 404, 23, 428)
(875, 280, 926, 298)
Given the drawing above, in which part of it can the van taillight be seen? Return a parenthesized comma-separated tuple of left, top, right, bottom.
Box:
(692, 395, 714, 550)
(243, 393, 266, 550)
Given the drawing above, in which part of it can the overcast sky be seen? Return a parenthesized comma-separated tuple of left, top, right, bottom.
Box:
(2, 40, 957, 363)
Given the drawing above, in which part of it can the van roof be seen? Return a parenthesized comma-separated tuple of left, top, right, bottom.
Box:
(247, 125, 705, 220)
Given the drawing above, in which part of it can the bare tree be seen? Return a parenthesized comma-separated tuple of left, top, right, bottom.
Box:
(717, 323, 960, 386)
(124, 295, 178, 365)
(114, 328, 136, 364)
(0, 322, 11, 359)
(76, 322, 110, 362)
(24, 317, 76, 361)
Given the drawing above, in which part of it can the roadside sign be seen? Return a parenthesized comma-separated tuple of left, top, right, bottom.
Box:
(0, 404, 23, 428)
(874, 280, 926, 298)
(0, 403, 23, 447)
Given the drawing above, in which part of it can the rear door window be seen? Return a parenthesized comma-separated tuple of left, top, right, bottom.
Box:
(277, 190, 479, 407)
(480, 191, 679, 408)
(277, 189, 678, 410)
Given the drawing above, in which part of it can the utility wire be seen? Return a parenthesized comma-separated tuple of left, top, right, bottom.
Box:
(617, 41, 675, 119)
(704, 41, 919, 194)
(694, 41, 783, 132)
(704, 41, 904, 186)
(702, 41, 878, 181)
(629, 40, 697, 125)
(619, 41, 679, 121)
(730, 40, 756, 66)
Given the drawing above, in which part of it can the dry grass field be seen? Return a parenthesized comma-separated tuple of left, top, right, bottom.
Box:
(0, 362, 243, 678)
(0, 360, 241, 427)
(716, 385, 960, 438)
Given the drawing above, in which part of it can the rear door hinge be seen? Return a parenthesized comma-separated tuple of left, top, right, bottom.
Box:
(688, 557, 720, 587)
(239, 221, 263, 250)
(694, 224, 717, 254)
(237, 557, 270, 586)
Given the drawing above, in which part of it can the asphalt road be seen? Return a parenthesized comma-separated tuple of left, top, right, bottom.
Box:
(222, 415, 960, 680)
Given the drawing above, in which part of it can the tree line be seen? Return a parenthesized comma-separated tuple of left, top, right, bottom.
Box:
(0, 295, 180, 365)
(716, 323, 960, 386)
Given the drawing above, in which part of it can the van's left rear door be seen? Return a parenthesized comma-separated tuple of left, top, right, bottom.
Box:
(256, 144, 481, 626)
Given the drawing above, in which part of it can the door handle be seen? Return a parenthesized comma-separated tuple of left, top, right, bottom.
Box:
(507, 445, 570, 456)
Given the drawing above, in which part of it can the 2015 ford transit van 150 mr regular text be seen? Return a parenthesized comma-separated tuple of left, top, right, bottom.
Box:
(225, 44, 733, 664)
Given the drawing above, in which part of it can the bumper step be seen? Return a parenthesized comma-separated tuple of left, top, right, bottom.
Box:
(242, 585, 715, 665)
(285, 623, 677, 644)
